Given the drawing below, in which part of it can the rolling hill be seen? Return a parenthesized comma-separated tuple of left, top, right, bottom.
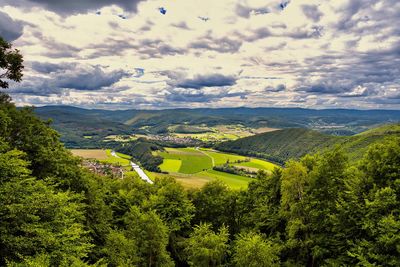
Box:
(216, 124, 400, 164)
(33, 106, 400, 147)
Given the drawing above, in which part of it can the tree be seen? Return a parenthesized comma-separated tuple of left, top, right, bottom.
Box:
(232, 232, 281, 267)
(185, 223, 229, 267)
(334, 138, 400, 266)
(0, 37, 23, 89)
(241, 169, 284, 235)
(190, 180, 234, 231)
(103, 206, 173, 266)
(0, 149, 92, 266)
(147, 177, 194, 233)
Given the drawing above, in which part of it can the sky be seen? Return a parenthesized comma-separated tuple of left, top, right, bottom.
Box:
(0, 0, 399, 110)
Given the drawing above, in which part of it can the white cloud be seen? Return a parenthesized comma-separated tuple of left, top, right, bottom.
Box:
(0, 0, 399, 109)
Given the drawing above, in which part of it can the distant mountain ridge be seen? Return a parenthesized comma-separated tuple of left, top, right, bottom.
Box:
(216, 124, 400, 164)
(33, 105, 400, 147)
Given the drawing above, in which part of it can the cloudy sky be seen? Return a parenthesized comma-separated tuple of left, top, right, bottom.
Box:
(0, 0, 399, 109)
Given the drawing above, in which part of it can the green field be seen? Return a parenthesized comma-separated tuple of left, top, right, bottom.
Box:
(157, 148, 212, 174)
(198, 170, 254, 190)
(102, 150, 131, 166)
(159, 159, 182, 172)
(233, 158, 277, 172)
(155, 147, 279, 189)
(199, 148, 246, 165)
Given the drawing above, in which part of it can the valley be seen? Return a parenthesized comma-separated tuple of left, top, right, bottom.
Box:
(34, 106, 400, 148)
(62, 106, 399, 190)
(71, 147, 278, 189)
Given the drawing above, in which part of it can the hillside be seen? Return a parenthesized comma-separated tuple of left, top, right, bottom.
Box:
(216, 124, 400, 164)
(34, 106, 400, 147)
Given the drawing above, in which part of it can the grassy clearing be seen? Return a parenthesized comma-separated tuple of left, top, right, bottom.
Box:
(159, 159, 182, 173)
(157, 148, 212, 174)
(198, 170, 253, 189)
(233, 159, 277, 172)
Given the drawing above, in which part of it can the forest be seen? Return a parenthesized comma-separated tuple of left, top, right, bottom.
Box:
(1, 37, 400, 266)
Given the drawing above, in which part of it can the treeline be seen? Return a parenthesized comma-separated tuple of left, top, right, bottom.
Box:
(116, 138, 164, 172)
(213, 164, 256, 177)
(1, 93, 399, 266)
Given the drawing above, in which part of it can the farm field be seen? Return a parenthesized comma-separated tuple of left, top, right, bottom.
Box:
(199, 148, 246, 165)
(157, 148, 212, 174)
(154, 147, 279, 189)
(71, 149, 131, 167)
(70, 149, 108, 160)
(232, 158, 277, 171)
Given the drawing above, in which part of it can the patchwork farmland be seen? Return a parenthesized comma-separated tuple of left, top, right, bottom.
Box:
(153, 147, 279, 189)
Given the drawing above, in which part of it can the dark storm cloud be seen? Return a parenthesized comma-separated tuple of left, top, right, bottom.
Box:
(171, 74, 237, 89)
(9, 64, 130, 95)
(5, 0, 146, 15)
(301, 5, 323, 22)
(0, 11, 24, 41)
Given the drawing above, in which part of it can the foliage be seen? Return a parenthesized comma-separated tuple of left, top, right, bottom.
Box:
(0, 37, 24, 89)
(116, 139, 164, 172)
(0, 149, 91, 266)
(213, 163, 256, 177)
(185, 223, 229, 267)
(232, 232, 281, 267)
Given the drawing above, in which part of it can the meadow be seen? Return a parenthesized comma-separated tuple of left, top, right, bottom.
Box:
(154, 147, 278, 189)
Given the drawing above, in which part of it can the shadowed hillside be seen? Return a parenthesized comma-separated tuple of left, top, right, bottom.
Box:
(216, 124, 400, 164)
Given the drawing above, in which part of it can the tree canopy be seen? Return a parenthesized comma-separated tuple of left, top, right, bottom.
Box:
(0, 37, 23, 89)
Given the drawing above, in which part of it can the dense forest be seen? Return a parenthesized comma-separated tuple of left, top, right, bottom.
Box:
(1, 37, 400, 266)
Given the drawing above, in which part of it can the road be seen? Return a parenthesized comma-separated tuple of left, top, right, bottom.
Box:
(130, 161, 153, 184)
(111, 151, 153, 184)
